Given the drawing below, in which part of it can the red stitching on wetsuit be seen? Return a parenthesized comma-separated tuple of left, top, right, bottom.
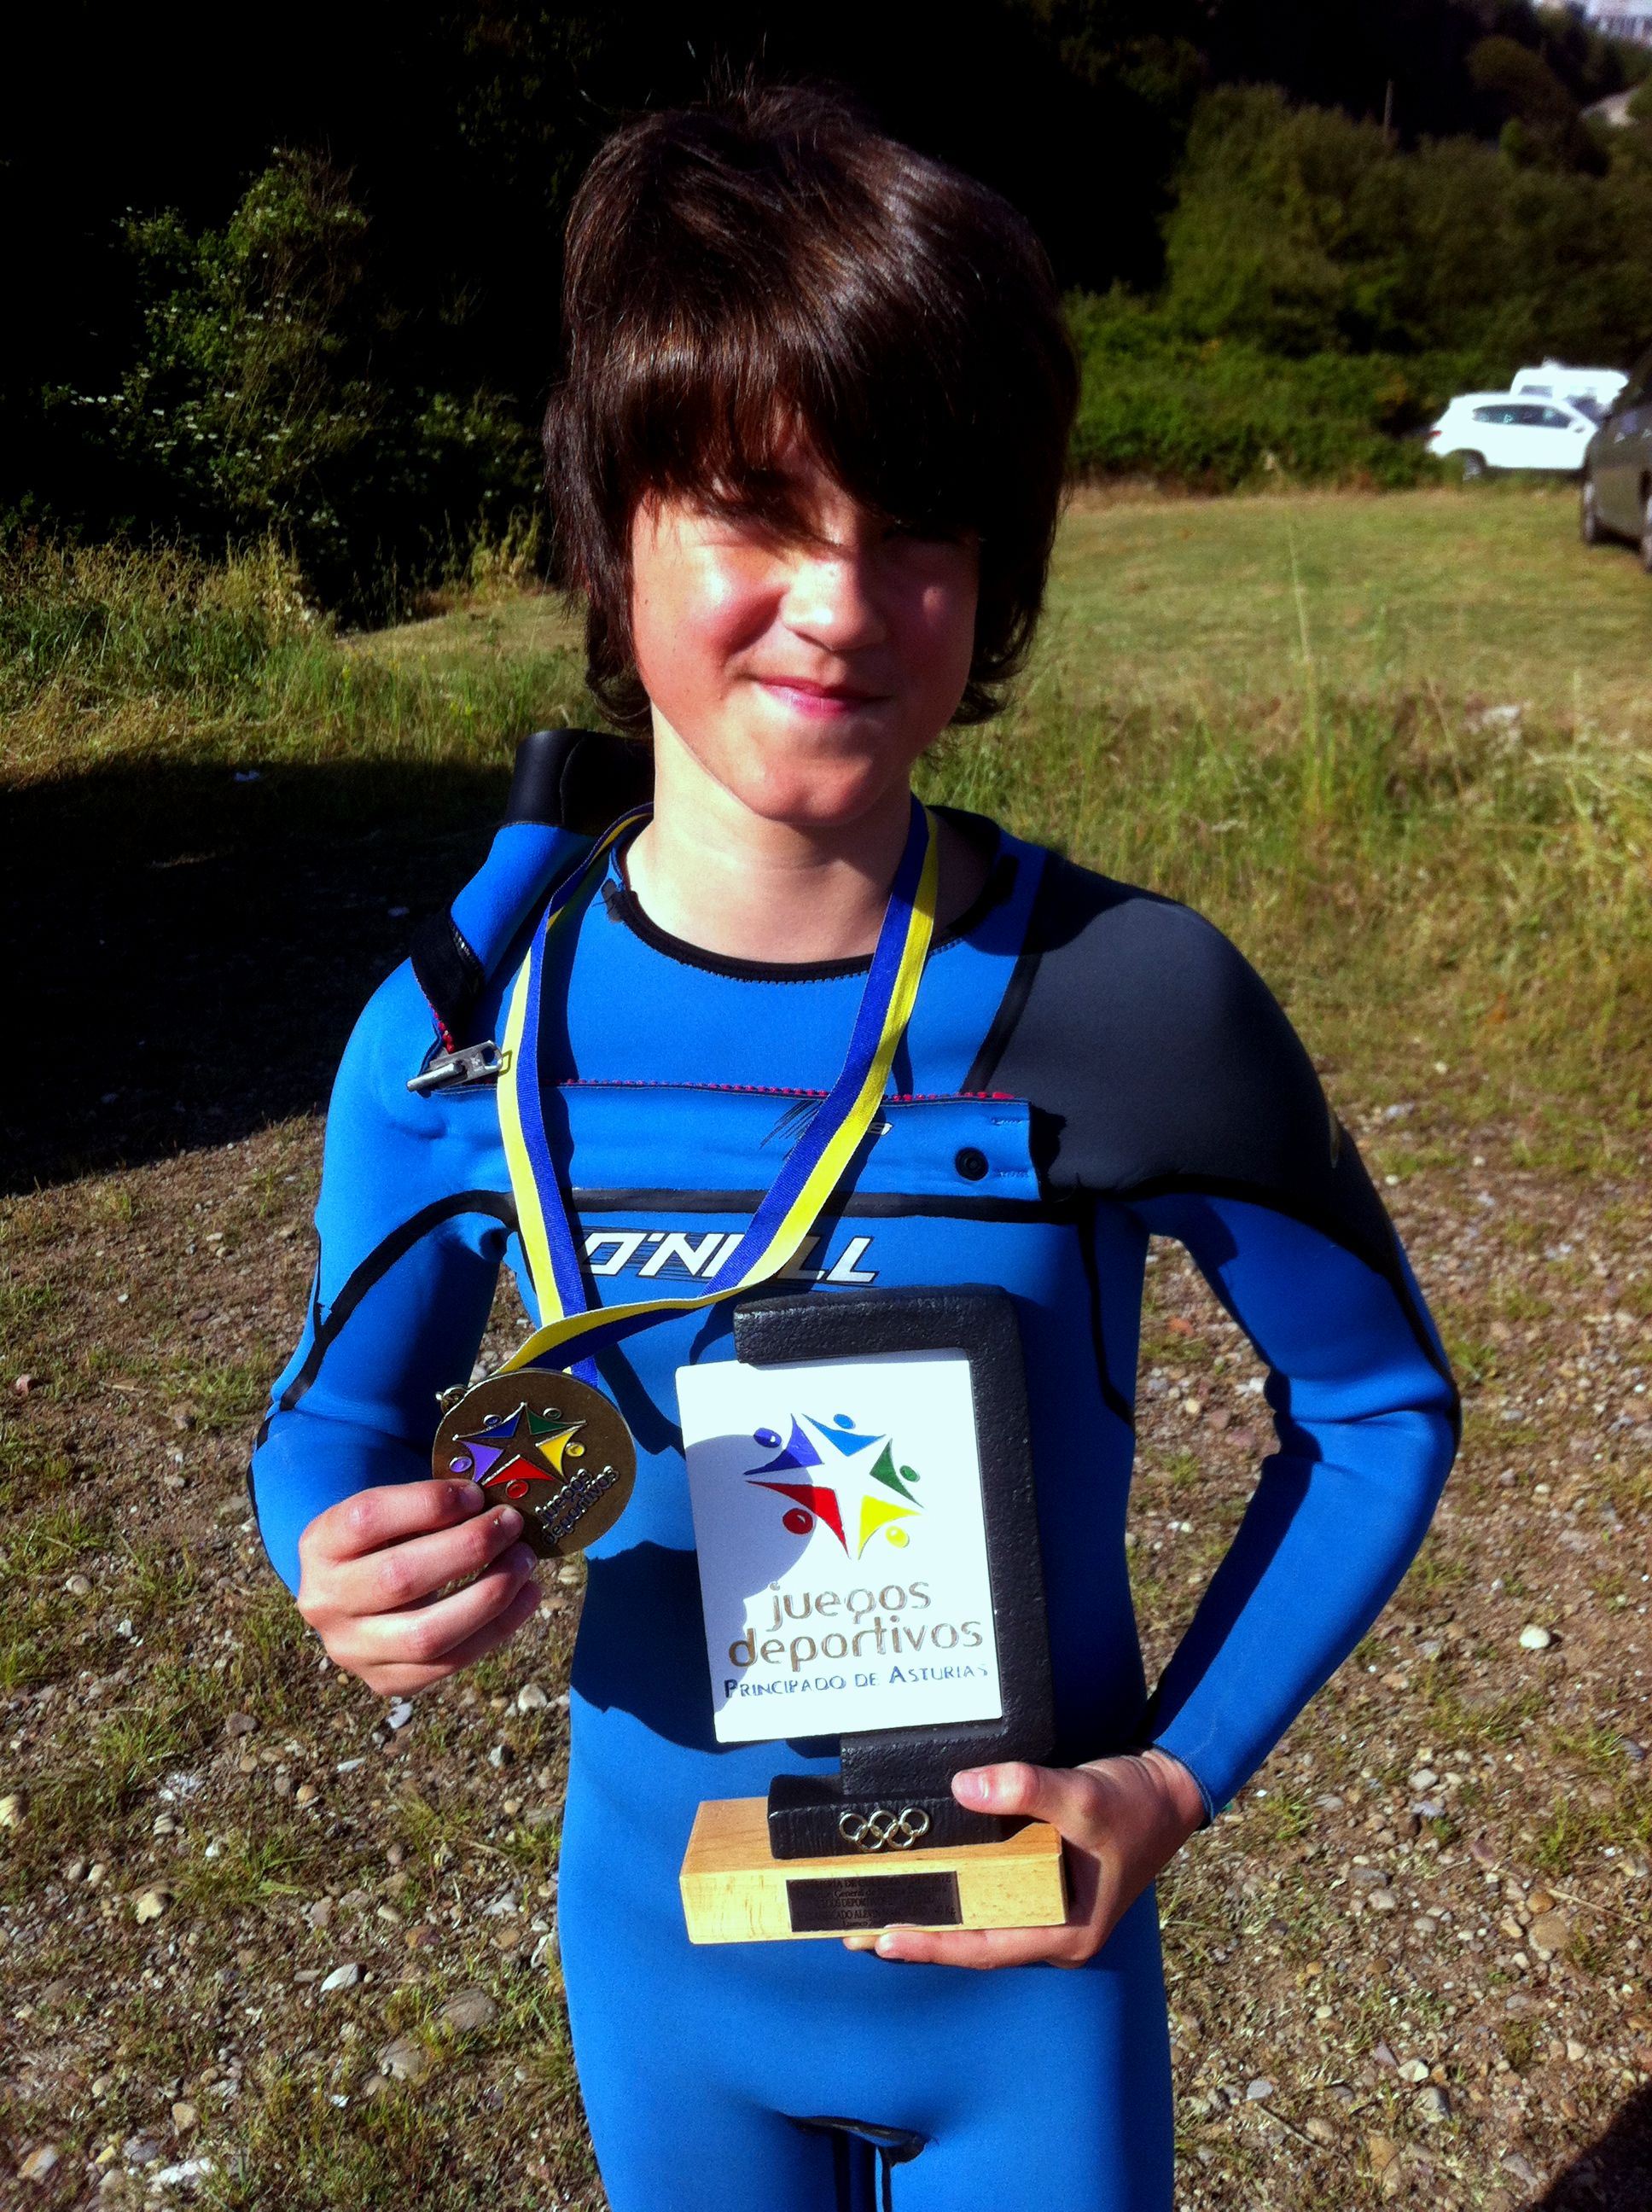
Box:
(553, 1079, 1019, 1102)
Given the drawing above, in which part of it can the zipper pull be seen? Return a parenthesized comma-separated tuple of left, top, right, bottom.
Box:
(407, 1040, 509, 1094)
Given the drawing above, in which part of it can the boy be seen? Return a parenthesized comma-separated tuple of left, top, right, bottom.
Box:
(252, 84, 1457, 2210)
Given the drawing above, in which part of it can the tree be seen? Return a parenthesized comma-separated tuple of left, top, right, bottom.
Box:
(1162, 90, 1399, 354)
(50, 153, 537, 611)
(1160, 81, 1652, 364)
(1468, 34, 1604, 172)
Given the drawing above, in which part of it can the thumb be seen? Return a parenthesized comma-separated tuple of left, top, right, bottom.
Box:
(952, 1759, 1096, 1840)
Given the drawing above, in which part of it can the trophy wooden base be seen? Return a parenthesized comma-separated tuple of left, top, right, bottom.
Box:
(679, 1796, 1067, 1945)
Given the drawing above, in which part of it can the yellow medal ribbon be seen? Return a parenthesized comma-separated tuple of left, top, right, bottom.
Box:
(495, 800, 939, 1377)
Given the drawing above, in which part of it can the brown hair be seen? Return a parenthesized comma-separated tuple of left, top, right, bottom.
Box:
(543, 82, 1079, 734)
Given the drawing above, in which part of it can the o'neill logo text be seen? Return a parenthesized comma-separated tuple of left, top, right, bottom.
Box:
(745, 1411, 922, 1558)
(581, 1230, 877, 1284)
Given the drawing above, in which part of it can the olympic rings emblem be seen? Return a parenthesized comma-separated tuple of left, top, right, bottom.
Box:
(836, 1806, 933, 1852)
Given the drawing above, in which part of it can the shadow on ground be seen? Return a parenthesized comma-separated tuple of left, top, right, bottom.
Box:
(1530, 2084, 1652, 2209)
(3, 755, 515, 1193)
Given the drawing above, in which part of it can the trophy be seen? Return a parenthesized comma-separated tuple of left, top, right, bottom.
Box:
(676, 1286, 1067, 1943)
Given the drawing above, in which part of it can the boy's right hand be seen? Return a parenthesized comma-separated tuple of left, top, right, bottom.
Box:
(296, 1479, 543, 1697)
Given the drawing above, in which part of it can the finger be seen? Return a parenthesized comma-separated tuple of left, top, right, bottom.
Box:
(951, 1760, 1102, 1843)
(340, 1542, 540, 1671)
(422, 1569, 544, 1673)
(302, 1479, 486, 1570)
(863, 1920, 1091, 1970)
(326, 1499, 526, 1617)
(358, 1575, 544, 1698)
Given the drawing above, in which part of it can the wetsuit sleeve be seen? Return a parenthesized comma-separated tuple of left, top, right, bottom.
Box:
(979, 857, 1460, 1820)
(247, 956, 516, 1596)
(1125, 1190, 1457, 1818)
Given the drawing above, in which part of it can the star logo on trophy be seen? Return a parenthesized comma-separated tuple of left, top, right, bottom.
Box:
(445, 1403, 588, 1495)
(745, 1412, 922, 1557)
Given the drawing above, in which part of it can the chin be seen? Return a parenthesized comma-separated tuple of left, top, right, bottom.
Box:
(713, 698, 931, 825)
(722, 753, 906, 832)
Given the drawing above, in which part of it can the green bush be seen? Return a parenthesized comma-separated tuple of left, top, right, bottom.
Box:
(46, 154, 540, 618)
(1065, 293, 1481, 490)
(1065, 78, 1652, 491)
(1160, 85, 1652, 364)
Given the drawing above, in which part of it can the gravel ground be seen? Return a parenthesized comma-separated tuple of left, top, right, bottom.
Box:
(2, 1094, 1648, 2209)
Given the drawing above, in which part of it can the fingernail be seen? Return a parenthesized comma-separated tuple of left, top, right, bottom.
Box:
(875, 1932, 901, 1958)
(455, 1481, 485, 1508)
(497, 1506, 523, 1537)
(954, 1767, 992, 1806)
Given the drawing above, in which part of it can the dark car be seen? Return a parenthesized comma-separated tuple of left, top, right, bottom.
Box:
(1580, 343, 1652, 570)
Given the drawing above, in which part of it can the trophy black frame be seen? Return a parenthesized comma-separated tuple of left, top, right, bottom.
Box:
(729, 1283, 1056, 1860)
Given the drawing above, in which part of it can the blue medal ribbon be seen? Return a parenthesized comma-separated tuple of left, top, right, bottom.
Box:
(495, 796, 939, 1380)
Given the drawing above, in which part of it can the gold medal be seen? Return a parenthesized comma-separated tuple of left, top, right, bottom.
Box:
(432, 1372, 636, 1558)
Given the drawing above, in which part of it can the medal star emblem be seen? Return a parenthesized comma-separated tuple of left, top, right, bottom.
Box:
(432, 1371, 636, 1559)
(450, 1404, 585, 1489)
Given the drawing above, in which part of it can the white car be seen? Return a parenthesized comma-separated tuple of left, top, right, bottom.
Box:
(1428, 393, 1598, 477)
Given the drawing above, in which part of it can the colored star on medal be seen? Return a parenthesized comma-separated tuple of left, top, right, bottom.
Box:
(431, 1371, 636, 1558)
(747, 1413, 922, 1557)
(447, 1403, 585, 1490)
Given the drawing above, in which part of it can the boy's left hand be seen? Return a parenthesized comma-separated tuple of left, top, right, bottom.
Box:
(843, 1748, 1206, 1970)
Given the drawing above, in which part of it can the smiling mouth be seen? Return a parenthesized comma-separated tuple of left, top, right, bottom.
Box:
(754, 676, 889, 708)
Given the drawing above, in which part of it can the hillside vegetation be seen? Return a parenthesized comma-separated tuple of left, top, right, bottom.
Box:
(13, 2, 1652, 603)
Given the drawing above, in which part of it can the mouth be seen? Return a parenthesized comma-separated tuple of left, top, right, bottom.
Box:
(753, 674, 890, 716)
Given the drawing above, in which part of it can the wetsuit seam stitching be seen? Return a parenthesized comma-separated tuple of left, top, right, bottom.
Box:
(275, 1190, 519, 1417)
(1114, 1172, 1461, 1438)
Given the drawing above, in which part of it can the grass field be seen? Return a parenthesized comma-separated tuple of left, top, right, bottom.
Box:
(1048, 485, 1652, 731)
(3, 486, 1650, 2210)
(329, 485, 1652, 1148)
(348, 482, 1652, 732)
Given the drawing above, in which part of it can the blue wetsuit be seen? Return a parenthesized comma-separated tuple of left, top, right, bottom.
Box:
(251, 750, 1457, 2211)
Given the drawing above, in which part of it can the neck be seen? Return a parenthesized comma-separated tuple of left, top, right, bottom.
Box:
(624, 734, 923, 964)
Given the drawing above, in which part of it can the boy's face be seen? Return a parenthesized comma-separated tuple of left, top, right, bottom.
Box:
(627, 440, 979, 833)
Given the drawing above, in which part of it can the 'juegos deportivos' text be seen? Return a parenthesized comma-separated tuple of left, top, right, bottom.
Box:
(727, 1579, 986, 1674)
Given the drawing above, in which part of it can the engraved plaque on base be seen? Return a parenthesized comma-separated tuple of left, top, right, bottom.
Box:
(678, 1796, 1066, 1945)
(786, 1870, 962, 1936)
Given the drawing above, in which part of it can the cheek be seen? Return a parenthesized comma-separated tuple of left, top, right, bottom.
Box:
(632, 548, 779, 708)
(898, 562, 980, 702)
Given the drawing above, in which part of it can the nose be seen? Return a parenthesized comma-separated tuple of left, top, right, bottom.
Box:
(781, 538, 888, 655)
